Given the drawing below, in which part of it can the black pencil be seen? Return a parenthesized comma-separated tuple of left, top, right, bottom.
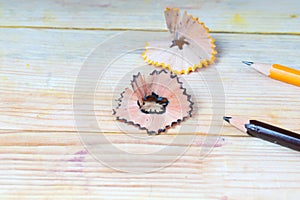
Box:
(223, 116, 300, 152)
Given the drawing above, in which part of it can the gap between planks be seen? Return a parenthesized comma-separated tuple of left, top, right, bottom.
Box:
(1, 25, 300, 36)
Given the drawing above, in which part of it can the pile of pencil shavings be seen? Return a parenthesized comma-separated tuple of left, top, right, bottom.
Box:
(113, 70, 193, 135)
(142, 7, 217, 75)
(113, 7, 215, 135)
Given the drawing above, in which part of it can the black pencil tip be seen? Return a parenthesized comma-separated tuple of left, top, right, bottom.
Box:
(242, 61, 254, 66)
(223, 116, 232, 123)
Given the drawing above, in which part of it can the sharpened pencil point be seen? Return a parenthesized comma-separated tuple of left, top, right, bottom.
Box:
(242, 61, 254, 66)
(223, 116, 232, 123)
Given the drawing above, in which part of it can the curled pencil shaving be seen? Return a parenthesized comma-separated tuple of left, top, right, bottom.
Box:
(113, 70, 193, 135)
(142, 7, 217, 75)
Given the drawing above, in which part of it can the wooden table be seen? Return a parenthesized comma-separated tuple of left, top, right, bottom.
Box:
(0, 0, 299, 199)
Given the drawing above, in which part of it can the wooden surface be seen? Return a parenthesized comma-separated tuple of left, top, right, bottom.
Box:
(0, 0, 300, 199)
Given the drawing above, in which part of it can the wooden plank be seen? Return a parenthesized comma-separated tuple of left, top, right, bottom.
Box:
(0, 28, 300, 135)
(1, 1, 299, 199)
(0, 0, 299, 33)
(0, 131, 299, 199)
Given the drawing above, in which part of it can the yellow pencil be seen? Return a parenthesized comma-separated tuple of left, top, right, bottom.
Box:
(242, 61, 300, 87)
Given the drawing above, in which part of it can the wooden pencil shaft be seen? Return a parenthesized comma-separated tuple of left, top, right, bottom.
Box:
(270, 64, 300, 86)
(246, 120, 300, 152)
(243, 61, 300, 87)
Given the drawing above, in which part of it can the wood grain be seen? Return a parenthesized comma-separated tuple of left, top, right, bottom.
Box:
(0, 28, 299, 134)
(1, 0, 300, 199)
(0, 131, 299, 199)
(0, 0, 299, 34)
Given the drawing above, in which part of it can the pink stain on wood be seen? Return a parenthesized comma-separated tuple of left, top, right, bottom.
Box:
(75, 149, 88, 155)
(220, 195, 229, 200)
(68, 149, 88, 162)
(90, 3, 111, 8)
(195, 137, 226, 147)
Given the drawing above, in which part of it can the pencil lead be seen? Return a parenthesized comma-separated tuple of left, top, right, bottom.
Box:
(223, 116, 232, 123)
(242, 61, 254, 66)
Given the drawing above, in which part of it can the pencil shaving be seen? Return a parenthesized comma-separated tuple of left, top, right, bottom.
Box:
(113, 70, 193, 135)
(142, 7, 217, 75)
